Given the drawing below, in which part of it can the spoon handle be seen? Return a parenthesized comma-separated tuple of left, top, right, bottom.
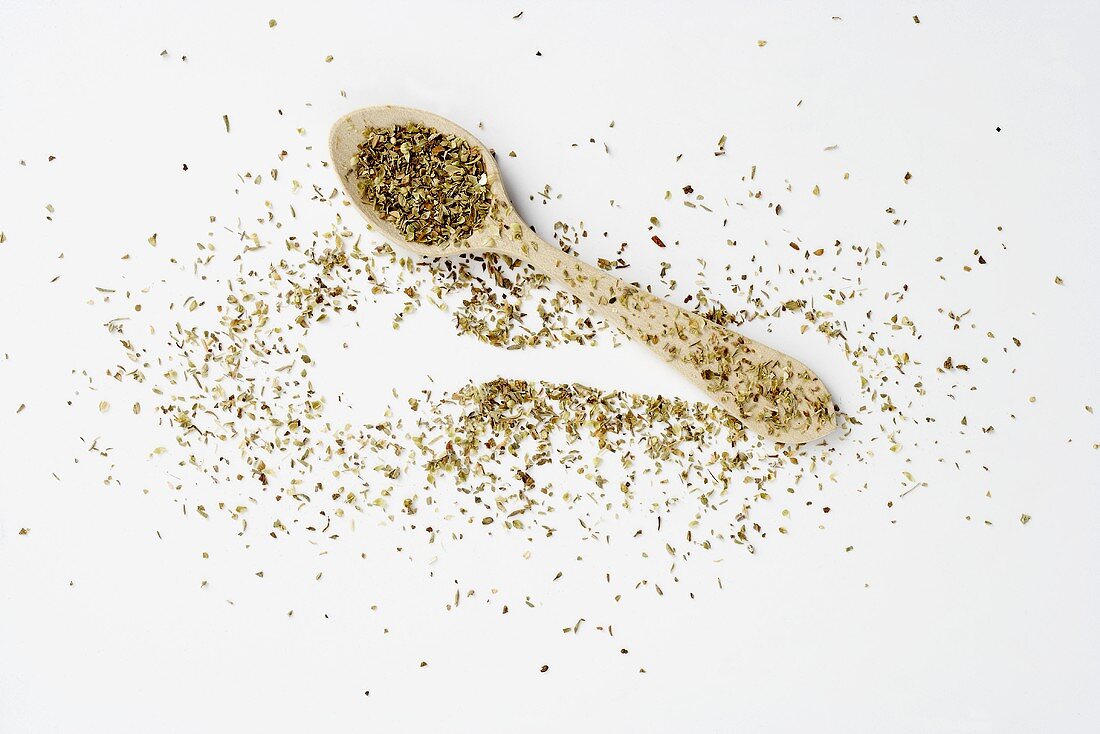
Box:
(509, 226, 836, 444)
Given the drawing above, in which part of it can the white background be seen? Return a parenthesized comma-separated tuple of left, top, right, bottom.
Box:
(2, 1, 1099, 732)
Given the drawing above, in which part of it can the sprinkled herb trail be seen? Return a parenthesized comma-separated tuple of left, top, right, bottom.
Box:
(93, 116, 1028, 594)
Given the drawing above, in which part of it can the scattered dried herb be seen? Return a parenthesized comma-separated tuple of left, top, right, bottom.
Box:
(85, 102, 1045, 665)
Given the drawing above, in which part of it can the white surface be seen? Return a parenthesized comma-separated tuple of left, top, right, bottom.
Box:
(2, 1, 1099, 732)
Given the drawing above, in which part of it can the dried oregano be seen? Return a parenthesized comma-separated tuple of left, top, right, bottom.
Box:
(353, 123, 491, 245)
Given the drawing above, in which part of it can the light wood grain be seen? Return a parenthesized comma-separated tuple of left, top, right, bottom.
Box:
(330, 106, 837, 444)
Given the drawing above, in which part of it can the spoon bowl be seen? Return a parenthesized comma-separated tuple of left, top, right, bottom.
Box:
(329, 105, 513, 257)
(330, 105, 838, 444)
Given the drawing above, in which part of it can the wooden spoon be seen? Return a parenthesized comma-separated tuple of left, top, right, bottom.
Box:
(329, 105, 837, 444)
